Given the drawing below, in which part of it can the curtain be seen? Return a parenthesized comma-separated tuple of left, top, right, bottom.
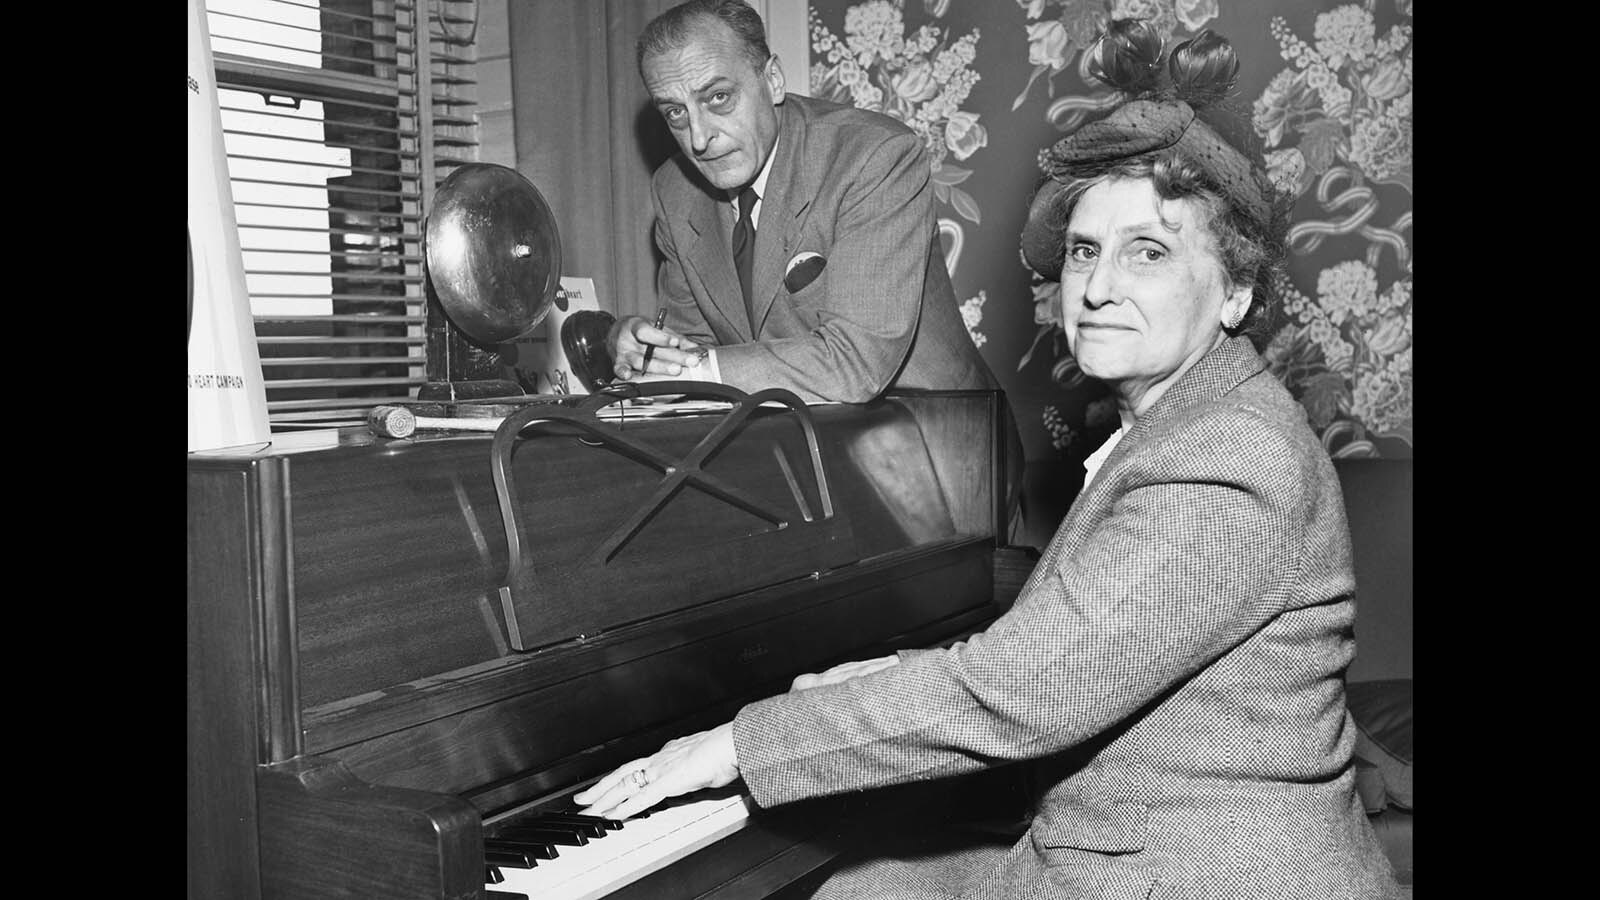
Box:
(508, 0, 681, 321)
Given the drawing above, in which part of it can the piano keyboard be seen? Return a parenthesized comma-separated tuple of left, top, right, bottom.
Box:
(484, 786, 755, 900)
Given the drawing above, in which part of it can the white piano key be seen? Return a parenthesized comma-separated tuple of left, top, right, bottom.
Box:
(488, 788, 754, 900)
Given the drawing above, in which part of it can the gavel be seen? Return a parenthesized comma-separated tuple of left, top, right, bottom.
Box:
(367, 405, 508, 439)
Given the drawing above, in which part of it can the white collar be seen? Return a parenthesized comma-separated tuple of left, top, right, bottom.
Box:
(730, 133, 779, 221)
(1081, 426, 1125, 489)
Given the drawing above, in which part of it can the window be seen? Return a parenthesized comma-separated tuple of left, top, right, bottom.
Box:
(205, 0, 480, 430)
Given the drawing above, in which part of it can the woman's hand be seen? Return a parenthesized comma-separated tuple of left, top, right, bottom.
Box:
(572, 722, 740, 820)
(789, 654, 900, 691)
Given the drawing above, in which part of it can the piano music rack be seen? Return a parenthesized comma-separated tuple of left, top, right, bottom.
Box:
(489, 381, 834, 651)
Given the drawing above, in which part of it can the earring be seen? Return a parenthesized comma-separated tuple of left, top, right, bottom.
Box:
(1224, 308, 1244, 329)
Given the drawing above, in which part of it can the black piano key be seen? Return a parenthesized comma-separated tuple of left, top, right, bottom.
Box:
(484, 865, 504, 884)
(539, 811, 623, 832)
(484, 848, 537, 868)
(525, 815, 606, 838)
(484, 836, 560, 860)
(485, 893, 529, 900)
(494, 824, 589, 847)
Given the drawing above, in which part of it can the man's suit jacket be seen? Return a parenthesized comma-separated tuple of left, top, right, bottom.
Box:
(650, 93, 996, 403)
(731, 337, 1402, 898)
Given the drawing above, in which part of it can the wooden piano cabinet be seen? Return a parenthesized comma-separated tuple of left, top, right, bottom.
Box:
(188, 391, 1020, 900)
(189, 465, 269, 900)
(991, 544, 1040, 612)
(257, 756, 482, 900)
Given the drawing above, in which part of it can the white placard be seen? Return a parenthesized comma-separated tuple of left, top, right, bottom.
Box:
(188, 0, 271, 452)
(508, 276, 601, 395)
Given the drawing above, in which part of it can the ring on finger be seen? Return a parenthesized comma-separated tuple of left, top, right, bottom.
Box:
(629, 768, 650, 789)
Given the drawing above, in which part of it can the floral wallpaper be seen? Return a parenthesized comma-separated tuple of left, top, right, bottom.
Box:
(804, 0, 1413, 499)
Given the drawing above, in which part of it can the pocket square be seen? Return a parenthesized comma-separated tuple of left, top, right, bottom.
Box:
(783, 252, 827, 293)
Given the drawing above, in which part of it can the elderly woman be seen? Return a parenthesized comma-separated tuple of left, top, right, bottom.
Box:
(577, 19, 1402, 899)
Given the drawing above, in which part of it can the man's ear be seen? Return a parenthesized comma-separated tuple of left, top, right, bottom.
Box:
(765, 55, 787, 103)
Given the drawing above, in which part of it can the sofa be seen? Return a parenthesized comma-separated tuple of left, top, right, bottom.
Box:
(1335, 457, 1414, 887)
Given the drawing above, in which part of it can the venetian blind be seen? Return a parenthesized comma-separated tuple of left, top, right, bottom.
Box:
(205, 0, 480, 430)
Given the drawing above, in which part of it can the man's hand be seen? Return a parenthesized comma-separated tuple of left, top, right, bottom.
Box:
(789, 654, 900, 691)
(608, 314, 707, 381)
(572, 722, 740, 820)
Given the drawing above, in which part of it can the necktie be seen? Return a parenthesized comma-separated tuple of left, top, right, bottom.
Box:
(732, 187, 758, 330)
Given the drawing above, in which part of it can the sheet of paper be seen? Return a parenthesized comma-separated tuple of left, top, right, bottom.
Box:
(593, 398, 735, 419)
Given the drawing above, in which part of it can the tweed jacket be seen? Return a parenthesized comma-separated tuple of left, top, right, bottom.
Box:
(649, 93, 996, 403)
(732, 337, 1402, 898)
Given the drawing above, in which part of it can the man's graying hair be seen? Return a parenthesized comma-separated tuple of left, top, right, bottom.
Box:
(637, 0, 772, 76)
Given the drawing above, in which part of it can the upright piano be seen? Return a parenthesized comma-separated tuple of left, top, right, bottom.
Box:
(188, 388, 1030, 899)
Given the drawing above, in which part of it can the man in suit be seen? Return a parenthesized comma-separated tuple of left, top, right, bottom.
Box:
(607, 0, 997, 404)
